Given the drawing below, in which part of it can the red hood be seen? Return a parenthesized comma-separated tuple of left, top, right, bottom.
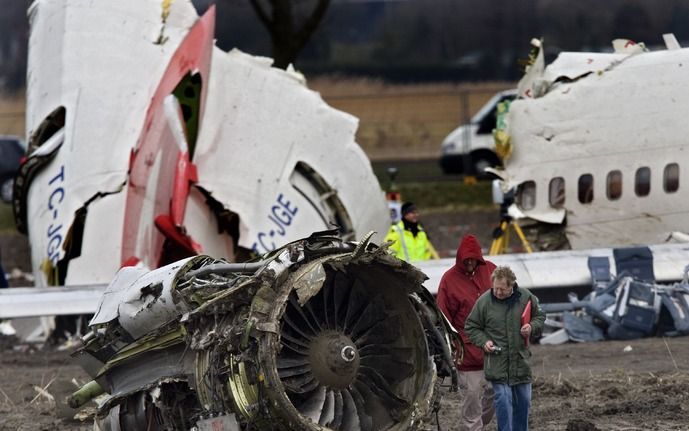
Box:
(455, 234, 486, 271)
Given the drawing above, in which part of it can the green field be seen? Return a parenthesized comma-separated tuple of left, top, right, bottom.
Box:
(372, 159, 494, 210)
(0, 203, 15, 232)
(394, 180, 493, 211)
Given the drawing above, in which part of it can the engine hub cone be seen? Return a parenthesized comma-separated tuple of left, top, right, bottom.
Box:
(309, 331, 360, 389)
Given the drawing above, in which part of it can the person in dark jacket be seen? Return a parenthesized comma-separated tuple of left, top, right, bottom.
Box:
(437, 234, 496, 430)
(465, 265, 546, 431)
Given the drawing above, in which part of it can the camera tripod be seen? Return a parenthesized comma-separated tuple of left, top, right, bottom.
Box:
(489, 217, 533, 255)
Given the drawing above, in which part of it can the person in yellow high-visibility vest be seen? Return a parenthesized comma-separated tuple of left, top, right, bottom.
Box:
(384, 202, 439, 262)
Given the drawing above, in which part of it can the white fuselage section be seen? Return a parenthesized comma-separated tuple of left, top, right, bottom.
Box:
(21, 0, 388, 288)
(503, 46, 689, 249)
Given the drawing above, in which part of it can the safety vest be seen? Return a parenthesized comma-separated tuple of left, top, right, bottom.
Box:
(383, 221, 434, 262)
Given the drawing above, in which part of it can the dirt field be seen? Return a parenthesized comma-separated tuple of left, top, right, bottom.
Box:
(1, 335, 688, 430)
(310, 79, 512, 161)
(4, 210, 688, 430)
(437, 336, 689, 431)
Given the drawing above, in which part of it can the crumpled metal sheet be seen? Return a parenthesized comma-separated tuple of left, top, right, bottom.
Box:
(90, 257, 198, 340)
(293, 262, 327, 306)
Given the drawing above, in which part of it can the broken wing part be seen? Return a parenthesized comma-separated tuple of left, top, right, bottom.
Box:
(416, 242, 689, 296)
(0, 285, 108, 319)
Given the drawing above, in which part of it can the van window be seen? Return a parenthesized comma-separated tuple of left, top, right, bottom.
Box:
(578, 174, 594, 204)
(606, 170, 622, 200)
(635, 167, 651, 197)
(549, 177, 565, 208)
(664, 163, 679, 193)
(477, 94, 516, 134)
(517, 181, 536, 210)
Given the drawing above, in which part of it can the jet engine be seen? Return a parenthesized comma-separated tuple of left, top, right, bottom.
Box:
(70, 231, 458, 430)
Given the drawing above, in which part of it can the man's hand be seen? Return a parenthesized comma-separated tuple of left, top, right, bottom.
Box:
(483, 340, 495, 353)
(520, 323, 532, 338)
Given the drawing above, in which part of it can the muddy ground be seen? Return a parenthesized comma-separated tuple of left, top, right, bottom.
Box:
(1, 336, 688, 430)
(2, 213, 689, 430)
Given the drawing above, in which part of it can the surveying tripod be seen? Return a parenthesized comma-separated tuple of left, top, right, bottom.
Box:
(488, 193, 533, 255)
(489, 217, 533, 255)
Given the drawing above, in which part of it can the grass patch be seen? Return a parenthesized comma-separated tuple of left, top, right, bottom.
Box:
(393, 181, 494, 210)
(371, 159, 495, 209)
(0, 203, 16, 232)
(0, 93, 26, 137)
(372, 159, 446, 184)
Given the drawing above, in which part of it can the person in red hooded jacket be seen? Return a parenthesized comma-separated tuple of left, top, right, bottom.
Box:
(437, 234, 496, 431)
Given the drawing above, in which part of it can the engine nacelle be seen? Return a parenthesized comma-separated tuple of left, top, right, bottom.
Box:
(72, 232, 458, 430)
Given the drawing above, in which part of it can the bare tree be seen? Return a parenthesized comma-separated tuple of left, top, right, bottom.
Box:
(248, 0, 330, 69)
(0, 0, 30, 92)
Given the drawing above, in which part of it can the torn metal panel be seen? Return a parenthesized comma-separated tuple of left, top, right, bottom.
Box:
(73, 234, 457, 430)
(293, 262, 327, 305)
(23, 0, 200, 288)
(20, 0, 388, 299)
(90, 257, 200, 340)
(541, 52, 627, 84)
(192, 48, 389, 254)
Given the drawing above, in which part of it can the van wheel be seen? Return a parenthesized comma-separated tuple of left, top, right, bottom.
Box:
(0, 179, 13, 203)
(472, 157, 492, 178)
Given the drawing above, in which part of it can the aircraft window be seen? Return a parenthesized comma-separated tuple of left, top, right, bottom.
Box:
(606, 170, 622, 200)
(516, 181, 536, 210)
(578, 174, 594, 204)
(664, 163, 679, 193)
(635, 167, 651, 197)
(549, 177, 565, 208)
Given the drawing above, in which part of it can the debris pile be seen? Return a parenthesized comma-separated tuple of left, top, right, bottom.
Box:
(541, 247, 689, 343)
(70, 232, 457, 430)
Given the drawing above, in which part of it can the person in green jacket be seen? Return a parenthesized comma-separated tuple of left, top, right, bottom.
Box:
(384, 202, 438, 262)
(465, 265, 546, 431)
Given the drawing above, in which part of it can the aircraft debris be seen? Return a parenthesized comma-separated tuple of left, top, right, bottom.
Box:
(70, 233, 458, 430)
(491, 35, 689, 250)
(540, 247, 689, 343)
(7, 0, 390, 343)
(17, 0, 388, 296)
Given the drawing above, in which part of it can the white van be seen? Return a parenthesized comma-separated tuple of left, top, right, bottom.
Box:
(439, 89, 516, 176)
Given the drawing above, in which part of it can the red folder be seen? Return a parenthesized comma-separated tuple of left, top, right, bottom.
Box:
(521, 300, 532, 347)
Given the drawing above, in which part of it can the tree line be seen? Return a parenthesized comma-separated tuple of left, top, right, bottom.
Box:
(3, 0, 689, 91)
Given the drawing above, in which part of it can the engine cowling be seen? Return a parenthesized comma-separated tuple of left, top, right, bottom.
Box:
(72, 232, 458, 430)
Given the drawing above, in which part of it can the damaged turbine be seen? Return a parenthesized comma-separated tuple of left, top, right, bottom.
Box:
(70, 231, 458, 430)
